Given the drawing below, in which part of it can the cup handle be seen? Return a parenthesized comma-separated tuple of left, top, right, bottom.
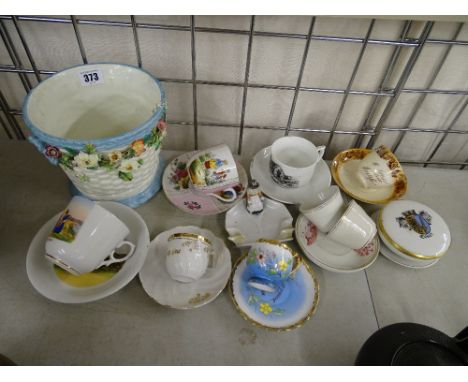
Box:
(99, 240, 136, 268)
(316, 145, 326, 161)
(247, 277, 277, 293)
(289, 252, 302, 278)
(208, 188, 237, 202)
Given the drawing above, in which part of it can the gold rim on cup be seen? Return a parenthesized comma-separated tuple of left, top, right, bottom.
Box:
(168, 233, 212, 246)
(256, 238, 302, 275)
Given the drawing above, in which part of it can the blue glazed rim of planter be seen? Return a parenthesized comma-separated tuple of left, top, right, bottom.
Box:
(69, 157, 166, 208)
(22, 62, 166, 152)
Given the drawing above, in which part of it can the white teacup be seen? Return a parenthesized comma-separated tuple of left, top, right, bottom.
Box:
(326, 200, 376, 250)
(165, 233, 213, 283)
(299, 186, 346, 233)
(270, 136, 325, 188)
(357, 146, 395, 189)
(188, 144, 239, 202)
(45, 196, 136, 275)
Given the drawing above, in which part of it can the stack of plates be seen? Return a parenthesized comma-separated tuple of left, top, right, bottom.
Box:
(374, 200, 451, 269)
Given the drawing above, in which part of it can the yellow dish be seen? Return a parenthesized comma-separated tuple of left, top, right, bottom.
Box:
(331, 146, 407, 205)
(54, 263, 123, 288)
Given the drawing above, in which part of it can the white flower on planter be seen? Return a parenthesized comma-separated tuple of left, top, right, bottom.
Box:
(119, 158, 140, 172)
(108, 150, 122, 163)
(74, 152, 99, 169)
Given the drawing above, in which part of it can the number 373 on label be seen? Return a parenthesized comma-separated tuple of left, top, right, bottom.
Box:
(79, 70, 104, 86)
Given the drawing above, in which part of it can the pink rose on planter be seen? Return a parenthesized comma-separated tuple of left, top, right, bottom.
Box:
(45, 144, 61, 159)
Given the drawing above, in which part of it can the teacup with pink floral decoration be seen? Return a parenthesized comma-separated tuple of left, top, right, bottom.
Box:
(246, 239, 301, 285)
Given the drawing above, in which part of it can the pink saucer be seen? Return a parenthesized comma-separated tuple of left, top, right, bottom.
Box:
(162, 151, 248, 215)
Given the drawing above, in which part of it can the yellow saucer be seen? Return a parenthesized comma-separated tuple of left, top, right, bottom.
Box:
(331, 147, 407, 205)
(54, 263, 124, 288)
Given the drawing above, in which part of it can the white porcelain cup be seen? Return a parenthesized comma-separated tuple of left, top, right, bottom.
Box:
(45, 196, 136, 275)
(165, 233, 213, 283)
(270, 136, 325, 188)
(188, 144, 239, 202)
(299, 185, 346, 233)
(357, 147, 394, 189)
(326, 200, 377, 250)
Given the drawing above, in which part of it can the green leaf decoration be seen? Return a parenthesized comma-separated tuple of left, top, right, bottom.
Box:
(122, 148, 136, 159)
(272, 308, 285, 316)
(137, 159, 144, 165)
(58, 154, 74, 169)
(268, 269, 277, 275)
(78, 174, 90, 182)
(64, 147, 79, 156)
(118, 171, 133, 181)
(84, 144, 96, 154)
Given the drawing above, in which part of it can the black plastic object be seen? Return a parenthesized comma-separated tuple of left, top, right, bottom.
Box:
(355, 322, 468, 366)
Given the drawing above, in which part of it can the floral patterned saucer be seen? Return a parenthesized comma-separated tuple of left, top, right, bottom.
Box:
(295, 214, 380, 274)
(162, 151, 248, 215)
(229, 253, 319, 331)
(139, 226, 231, 309)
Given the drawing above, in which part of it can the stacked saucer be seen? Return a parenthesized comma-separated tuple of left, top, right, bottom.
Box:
(374, 200, 451, 269)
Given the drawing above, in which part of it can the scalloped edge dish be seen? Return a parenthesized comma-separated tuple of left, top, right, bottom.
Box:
(331, 146, 407, 205)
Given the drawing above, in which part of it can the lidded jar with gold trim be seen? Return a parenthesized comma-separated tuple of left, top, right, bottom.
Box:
(378, 200, 451, 261)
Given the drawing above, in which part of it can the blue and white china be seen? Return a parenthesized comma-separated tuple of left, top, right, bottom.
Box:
(295, 214, 380, 274)
(246, 240, 301, 283)
(250, 146, 331, 205)
(230, 254, 319, 331)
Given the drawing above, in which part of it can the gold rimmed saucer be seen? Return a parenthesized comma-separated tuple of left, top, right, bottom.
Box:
(331, 146, 407, 205)
(229, 253, 319, 332)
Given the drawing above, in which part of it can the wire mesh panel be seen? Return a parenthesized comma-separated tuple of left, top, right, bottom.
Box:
(0, 15, 467, 168)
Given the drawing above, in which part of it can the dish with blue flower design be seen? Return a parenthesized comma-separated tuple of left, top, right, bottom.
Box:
(229, 253, 319, 331)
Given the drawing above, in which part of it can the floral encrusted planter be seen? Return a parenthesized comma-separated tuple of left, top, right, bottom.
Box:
(44, 120, 167, 183)
(23, 63, 168, 206)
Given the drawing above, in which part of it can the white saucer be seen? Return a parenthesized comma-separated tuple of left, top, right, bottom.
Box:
(295, 214, 380, 273)
(229, 253, 319, 331)
(26, 202, 150, 303)
(225, 197, 294, 247)
(371, 212, 439, 269)
(139, 226, 232, 309)
(163, 151, 248, 216)
(379, 239, 439, 269)
(250, 146, 331, 205)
